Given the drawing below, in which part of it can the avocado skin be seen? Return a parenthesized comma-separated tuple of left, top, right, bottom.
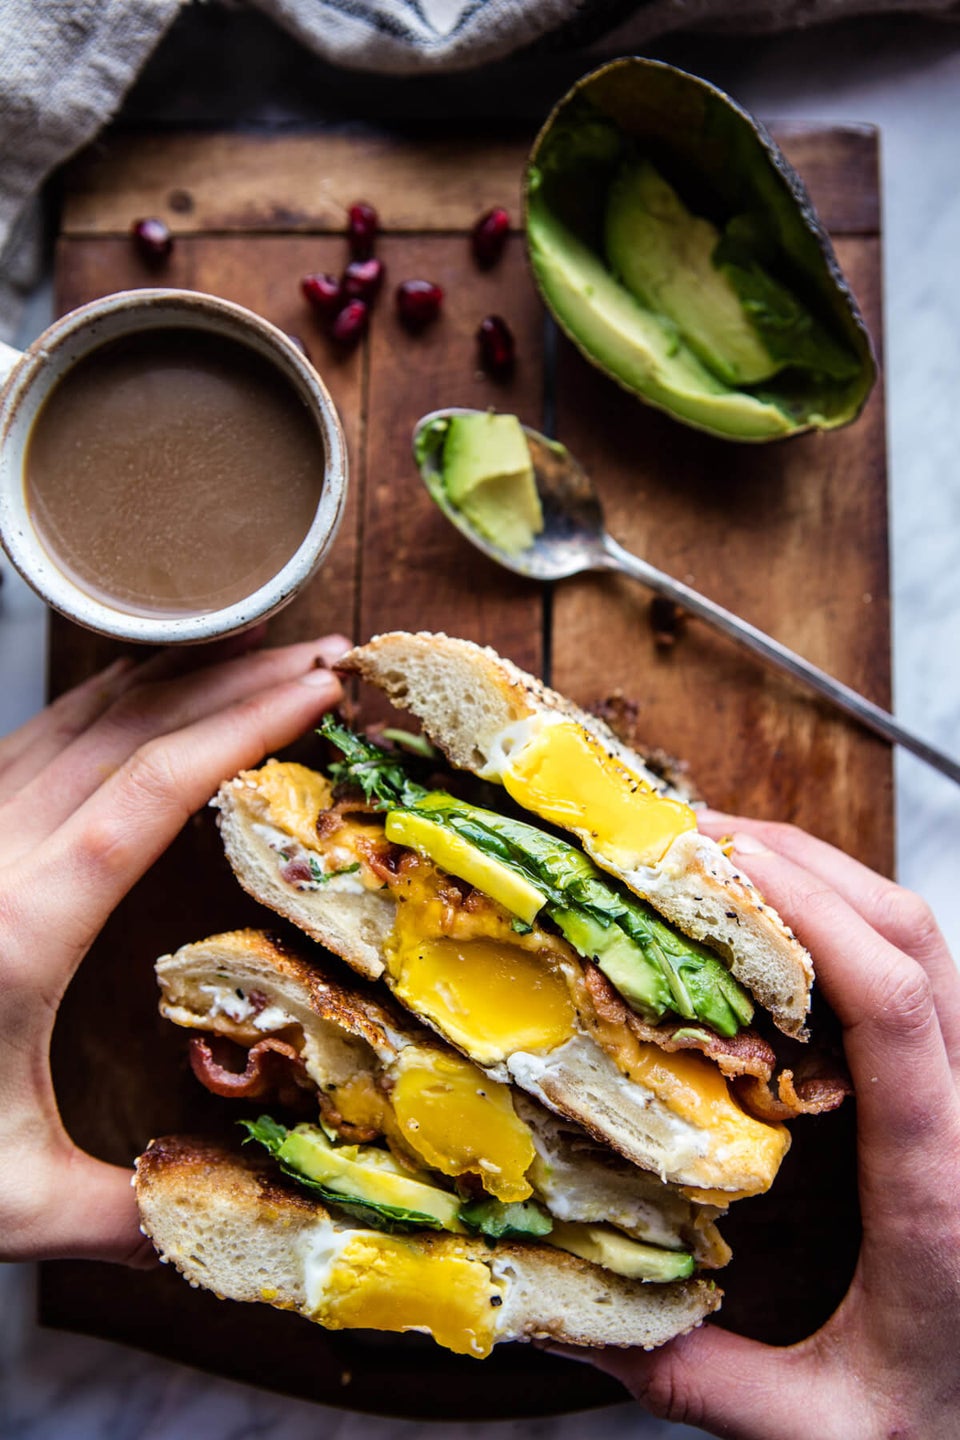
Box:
(524, 59, 877, 441)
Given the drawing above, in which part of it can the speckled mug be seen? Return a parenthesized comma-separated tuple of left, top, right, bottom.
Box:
(0, 289, 348, 643)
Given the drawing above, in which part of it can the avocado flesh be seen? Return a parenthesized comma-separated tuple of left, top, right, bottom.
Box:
(526, 186, 794, 440)
(439, 412, 544, 557)
(605, 160, 777, 388)
(605, 161, 861, 391)
(392, 793, 753, 1037)
(548, 1222, 694, 1282)
(279, 1126, 464, 1231)
(552, 906, 671, 1015)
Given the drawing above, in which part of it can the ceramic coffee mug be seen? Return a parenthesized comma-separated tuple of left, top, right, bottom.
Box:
(0, 289, 348, 643)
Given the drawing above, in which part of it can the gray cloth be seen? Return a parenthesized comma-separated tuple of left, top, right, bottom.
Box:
(1, 0, 959, 340)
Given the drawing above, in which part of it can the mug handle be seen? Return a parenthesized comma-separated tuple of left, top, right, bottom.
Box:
(0, 340, 23, 387)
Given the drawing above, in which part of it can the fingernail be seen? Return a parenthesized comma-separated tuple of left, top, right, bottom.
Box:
(731, 831, 771, 855)
(300, 667, 341, 691)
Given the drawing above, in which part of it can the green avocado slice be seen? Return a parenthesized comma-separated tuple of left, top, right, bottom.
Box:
(393, 792, 754, 1037)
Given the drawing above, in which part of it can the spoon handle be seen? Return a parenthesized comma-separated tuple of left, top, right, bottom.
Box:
(601, 534, 960, 786)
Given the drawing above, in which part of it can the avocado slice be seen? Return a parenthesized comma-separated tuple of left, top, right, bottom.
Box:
(551, 905, 672, 1016)
(278, 1126, 465, 1230)
(385, 807, 546, 925)
(438, 412, 544, 557)
(548, 1221, 695, 1281)
(605, 159, 776, 388)
(242, 1117, 467, 1233)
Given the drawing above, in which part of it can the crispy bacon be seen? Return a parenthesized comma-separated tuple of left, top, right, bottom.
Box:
(582, 962, 775, 1082)
(189, 1035, 313, 1108)
(734, 1063, 853, 1122)
(580, 962, 850, 1118)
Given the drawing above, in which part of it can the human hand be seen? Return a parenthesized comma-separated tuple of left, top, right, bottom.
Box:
(0, 633, 347, 1267)
(588, 814, 960, 1440)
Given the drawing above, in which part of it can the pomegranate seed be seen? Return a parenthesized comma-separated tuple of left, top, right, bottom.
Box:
(343, 258, 384, 303)
(301, 272, 343, 315)
(472, 207, 510, 268)
(396, 279, 444, 330)
(347, 202, 379, 259)
(477, 314, 515, 375)
(331, 299, 369, 346)
(131, 217, 173, 264)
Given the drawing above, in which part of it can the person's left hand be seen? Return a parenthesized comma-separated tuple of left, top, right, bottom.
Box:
(0, 632, 347, 1266)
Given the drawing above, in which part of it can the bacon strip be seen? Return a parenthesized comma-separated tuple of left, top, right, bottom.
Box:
(189, 1035, 313, 1106)
(582, 962, 777, 1081)
(581, 962, 850, 1118)
(734, 1064, 853, 1122)
(189, 1034, 383, 1140)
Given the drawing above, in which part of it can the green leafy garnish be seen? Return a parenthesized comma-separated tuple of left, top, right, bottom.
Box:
(307, 856, 361, 885)
(319, 714, 427, 810)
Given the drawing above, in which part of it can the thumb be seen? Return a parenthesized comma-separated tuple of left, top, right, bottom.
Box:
(25, 1152, 157, 1267)
(586, 1325, 823, 1440)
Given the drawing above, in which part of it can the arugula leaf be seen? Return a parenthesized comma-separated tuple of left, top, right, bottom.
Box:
(238, 1116, 448, 1234)
(319, 714, 427, 810)
(459, 1197, 554, 1241)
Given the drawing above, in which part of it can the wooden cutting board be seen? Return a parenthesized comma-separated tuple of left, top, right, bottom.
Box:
(40, 124, 887, 1420)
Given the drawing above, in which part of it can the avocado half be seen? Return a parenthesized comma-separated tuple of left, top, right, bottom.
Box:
(524, 59, 877, 442)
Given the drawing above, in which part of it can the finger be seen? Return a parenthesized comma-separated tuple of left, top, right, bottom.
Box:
(0, 656, 136, 799)
(585, 1326, 831, 1440)
(700, 810, 958, 978)
(0, 629, 271, 801)
(700, 812, 960, 1065)
(0, 636, 351, 863)
(710, 833, 960, 1170)
(9, 1153, 155, 1267)
(21, 664, 343, 987)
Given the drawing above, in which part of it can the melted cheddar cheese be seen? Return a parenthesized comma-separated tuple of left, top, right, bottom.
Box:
(238, 760, 333, 852)
(497, 719, 696, 868)
(389, 1045, 536, 1202)
(307, 1228, 504, 1357)
(587, 1007, 790, 1195)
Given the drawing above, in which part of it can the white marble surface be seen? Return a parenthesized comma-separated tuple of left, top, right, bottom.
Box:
(2, 19, 960, 1440)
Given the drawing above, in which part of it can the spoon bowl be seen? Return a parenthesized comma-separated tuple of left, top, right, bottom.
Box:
(413, 406, 960, 787)
(413, 407, 607, 581)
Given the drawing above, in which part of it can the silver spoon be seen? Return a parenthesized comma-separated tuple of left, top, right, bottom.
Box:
(414, 407, 960, 787)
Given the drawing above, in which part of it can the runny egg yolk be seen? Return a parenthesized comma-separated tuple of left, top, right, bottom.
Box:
(385, 871, 577, 1067)
(312, 1233, 504, 1357)
(389, 1045, 536, 1203)
(499, 720, 697, 868)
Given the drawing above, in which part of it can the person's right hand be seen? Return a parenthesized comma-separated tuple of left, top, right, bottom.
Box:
(0, 632, 347, 1267)
(588, 814, 960, 1440)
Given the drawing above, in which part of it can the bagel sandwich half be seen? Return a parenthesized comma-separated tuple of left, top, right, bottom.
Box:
(135, 1135, 721, 1359)
(156, 928, 730, 1269)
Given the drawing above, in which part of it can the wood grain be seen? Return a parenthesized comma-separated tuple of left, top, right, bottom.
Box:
(61, 125, 879, 237)
(41, 121, 886, 1418)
